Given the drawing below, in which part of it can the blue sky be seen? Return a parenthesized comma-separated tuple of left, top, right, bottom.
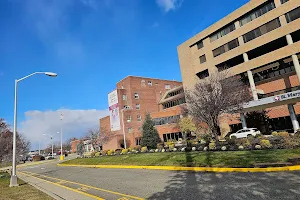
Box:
(0, 0, 248, 149)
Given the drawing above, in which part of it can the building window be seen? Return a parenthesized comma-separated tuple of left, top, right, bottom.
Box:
(128, 127, 132, 133)
(137, 115, 142, 121)
(210, 23, 235, 42)
(196, 69, 209, 79)
(162, 132, 183, 142)
(122, 95, 127, 100)
(281, 0, 289, 4)
(243, 18, 281, 43)
(127, 115, 131, 122)
(212, 38, 239, 57)
(285, 7, 300, 23)
(199, 55, 206, 64)
(135, 138, 141, 145)
(239, 1, 275, 26)
(141, 80, 146, 87)
(148, 81, 152, 86)
(136, 104, 140, 110)
(155, 83, 159, 86)
(153, 115, 181, 126)
(162, 97, 186, 109)
(196, 40, 204, 49)
(134, 93, 139, 99)
(165, 84, 171, 89)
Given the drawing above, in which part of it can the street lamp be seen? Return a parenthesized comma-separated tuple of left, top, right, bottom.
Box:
(10, 71, 57, 187)
(43, 134, 54, 158)
(59, 113, 64, 160)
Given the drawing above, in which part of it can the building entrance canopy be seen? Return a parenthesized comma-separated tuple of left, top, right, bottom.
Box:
(243, 89, 300, 112)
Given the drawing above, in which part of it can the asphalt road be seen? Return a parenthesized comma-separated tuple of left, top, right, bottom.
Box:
(19, 161, 300, 200)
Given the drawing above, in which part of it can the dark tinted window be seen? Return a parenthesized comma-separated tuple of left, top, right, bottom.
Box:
(286, 7, 300, 23)
(199, 55, 206, 63)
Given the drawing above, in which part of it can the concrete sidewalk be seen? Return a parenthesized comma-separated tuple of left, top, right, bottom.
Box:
(19, 172, 100, 200)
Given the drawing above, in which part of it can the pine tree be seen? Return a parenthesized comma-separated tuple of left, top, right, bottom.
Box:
(141, 113, 161, 149)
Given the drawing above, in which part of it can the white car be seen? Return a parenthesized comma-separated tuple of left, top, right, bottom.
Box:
(230, 128, 260, 139)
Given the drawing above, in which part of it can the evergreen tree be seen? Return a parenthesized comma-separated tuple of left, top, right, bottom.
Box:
(141, 113, 161, 149)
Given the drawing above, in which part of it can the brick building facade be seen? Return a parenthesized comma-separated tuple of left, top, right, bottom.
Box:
(100, 76, 183, 150)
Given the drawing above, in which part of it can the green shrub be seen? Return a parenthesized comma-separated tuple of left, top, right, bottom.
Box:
(95, 152, 100, 157)
(230, 135, 237, 140)
(121, 149, 128, 154)
(166, 141, 174, 146)
(272, 131, 279, 136)
(134, 145, 141, 151)
(283, 137, 298, 149)
(101, 150, 108, 156)
(278, 132, 289, 137)
(228, 137, 236, 146)
(157, 143, 164, 150)
(238, 138, 251, 149)
(260, 139, 272, 149)
(128, 147, 133, 152)
(247, 134, 255, 141)
(90, 152, 95, 157)
(115, 150, 121, 155)
(107, 150, 115, 155)
(209, 142, 216, 150)
(141, 146, 148, 153)
(169, 144, 175, 150)
(255, 134, 262, 138)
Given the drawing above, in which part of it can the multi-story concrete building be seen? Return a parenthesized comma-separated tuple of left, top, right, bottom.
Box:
(178, 0, 300, 134)
(100, 76, 182, 150)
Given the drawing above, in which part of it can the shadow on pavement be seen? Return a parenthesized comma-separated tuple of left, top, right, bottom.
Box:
(148, 151, 300, 200)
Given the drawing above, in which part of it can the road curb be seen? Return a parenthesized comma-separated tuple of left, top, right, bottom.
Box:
(57, 163, 300, 172)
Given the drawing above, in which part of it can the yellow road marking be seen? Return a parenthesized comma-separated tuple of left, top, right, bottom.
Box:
(19, 171, 104, 200)
(21, 171, 145, 200)
(57, 163, 300, 173)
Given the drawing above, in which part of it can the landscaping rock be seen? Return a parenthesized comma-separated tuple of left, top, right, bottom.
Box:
(288, 157, 300, 165)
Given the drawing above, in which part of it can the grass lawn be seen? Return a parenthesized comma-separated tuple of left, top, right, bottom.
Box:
(0, 172, 53, 200)
(62, 149, 300, 168)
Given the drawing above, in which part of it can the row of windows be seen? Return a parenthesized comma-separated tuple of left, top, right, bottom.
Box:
(163, 132, 183, 142)
(123, 104, 140, 110)
(192, 0, 290, 50)
(140, 80, 173, 89)
(166, 89, 184, 98)
(243, 18, 281, 43)
(153, 115, 181, 126)
(162, 97, 186, 109)
(252, 60, 295, 83)
(135, 137, 141, 145)
(126, 115, 142, 122)
(239, 1, 275, 27)
(213, 38, 239, 57)
(210, 23, 236, 42)
(286, 6, 300, 23)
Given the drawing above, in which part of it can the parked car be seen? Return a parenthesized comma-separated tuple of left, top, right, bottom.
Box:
(230, 128, 261, 139)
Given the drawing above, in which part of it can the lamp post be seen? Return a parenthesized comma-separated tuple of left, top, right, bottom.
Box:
(10, 72, 57, 187)
(43, 134, 53, 157)
(59, 113, 64, 160)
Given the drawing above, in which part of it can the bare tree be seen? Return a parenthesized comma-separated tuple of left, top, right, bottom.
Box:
(0, 118, 30, 163)
(185, 72, 251, 139)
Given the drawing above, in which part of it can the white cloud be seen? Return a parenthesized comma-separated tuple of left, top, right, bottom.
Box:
(19, 109, 109, 150)
(156, 0, 183, 12)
